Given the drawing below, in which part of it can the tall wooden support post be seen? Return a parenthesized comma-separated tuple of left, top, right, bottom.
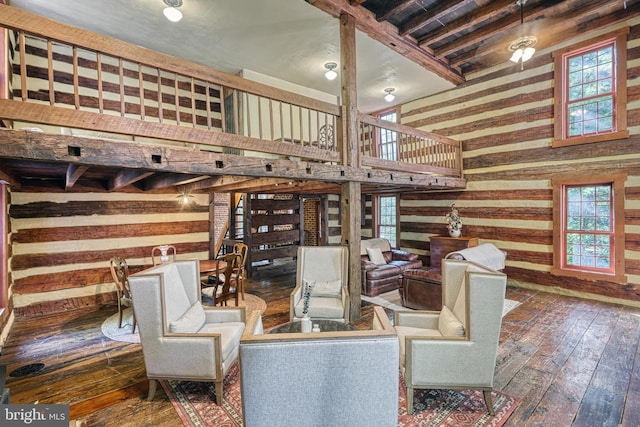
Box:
(342, 181, 361, 319)
(340, 12, 362, 320)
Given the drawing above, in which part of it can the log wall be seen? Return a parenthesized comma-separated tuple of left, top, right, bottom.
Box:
(8, 183, 209, 316)
(395, 17, 640, 304)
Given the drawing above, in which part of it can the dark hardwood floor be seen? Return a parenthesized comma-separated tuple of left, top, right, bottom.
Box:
(1, 266, 639, 426)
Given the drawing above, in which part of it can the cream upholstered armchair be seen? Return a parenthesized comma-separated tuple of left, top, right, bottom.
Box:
(289, 246, 349, 323)
(394, 258, 507, 415)
(128, 259, 254, 404)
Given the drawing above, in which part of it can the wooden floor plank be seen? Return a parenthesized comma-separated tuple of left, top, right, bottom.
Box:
(2, 268, 640, 426)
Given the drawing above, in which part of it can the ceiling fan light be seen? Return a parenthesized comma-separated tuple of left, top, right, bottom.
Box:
(522, 47, 536, 62)
(510, 48, 523, 63)
(163, 7, 183, 22)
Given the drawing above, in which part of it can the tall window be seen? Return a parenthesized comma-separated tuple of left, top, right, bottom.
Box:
(552, 174, 626, 284)
(553, 28, 628, 147)
(376, 195, 397, 247)
(378, 110, 397, 161)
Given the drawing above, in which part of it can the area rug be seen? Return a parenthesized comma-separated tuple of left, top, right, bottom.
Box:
(101, 294, 267, 344)
(161, 362, 519, 427)
(101, 308, 139, 343)
(362, 290, 521, 318)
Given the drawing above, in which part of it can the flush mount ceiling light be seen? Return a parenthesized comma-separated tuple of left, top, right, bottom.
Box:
(384, 88, 396, 103)
(163, 0, 183, 22)
(324, 62, 338, 81)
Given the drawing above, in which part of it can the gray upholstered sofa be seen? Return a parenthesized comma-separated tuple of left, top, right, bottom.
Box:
(239, 306, 399, 427)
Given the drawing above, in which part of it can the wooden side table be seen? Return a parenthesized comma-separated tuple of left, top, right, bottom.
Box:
(429, 236, 479, 271)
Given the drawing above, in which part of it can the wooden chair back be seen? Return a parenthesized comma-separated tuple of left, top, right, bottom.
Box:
(232, 243, 249, 299)
(151, 245, 177, 265)
(109, 256, 130, 299)
(213, 253, 240, 306)
(109, 256, 136, 332)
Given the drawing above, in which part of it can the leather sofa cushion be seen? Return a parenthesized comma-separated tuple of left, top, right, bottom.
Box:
(403, 268, 442, 281)
(389, 259, 423, 271)
(366, 264, 401, 280)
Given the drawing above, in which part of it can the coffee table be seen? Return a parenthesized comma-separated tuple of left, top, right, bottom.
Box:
(268, 319, 357, 334)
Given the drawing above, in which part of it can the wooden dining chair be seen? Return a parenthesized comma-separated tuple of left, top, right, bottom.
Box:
(208, 253, 241, 307)
(151, 245, 177, 265)
(109, 256, 137, 333)
(232, 242, 249, 300)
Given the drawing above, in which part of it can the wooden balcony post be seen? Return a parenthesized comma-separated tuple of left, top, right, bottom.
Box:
(340, 12, 362, 320)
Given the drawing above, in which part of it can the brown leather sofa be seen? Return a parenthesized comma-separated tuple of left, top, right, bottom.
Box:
(360, 238, 422, 297)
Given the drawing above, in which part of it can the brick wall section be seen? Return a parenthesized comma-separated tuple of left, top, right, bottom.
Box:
(303, 198, 318, 246)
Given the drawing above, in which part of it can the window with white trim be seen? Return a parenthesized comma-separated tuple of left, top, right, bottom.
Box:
(376, 195, 397, 247)
(378, 110, 398, 161)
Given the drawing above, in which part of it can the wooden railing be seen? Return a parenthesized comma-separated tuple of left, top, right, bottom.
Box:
(0, 5, 340, 164)
(0, 5, 462, 180)
(358, 113, 462, 177)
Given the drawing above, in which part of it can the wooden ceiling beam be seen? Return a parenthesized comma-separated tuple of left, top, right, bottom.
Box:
(65, 164, 89, 190)
(0, 129, 466, 191)
(0, 168, 21, 188)
(376, 0, 415, 23)
(399, 0, 473, 36)
(142, 173, 210, 191)
(108, 169, 155, 191)
(434, 0, 601, 60)
(416, 0, 514, 48)
(306, 0, 465, 85)
(449, 0, 631, 69)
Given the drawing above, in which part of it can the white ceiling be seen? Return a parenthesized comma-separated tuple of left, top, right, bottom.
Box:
(10, 0, 455, 113)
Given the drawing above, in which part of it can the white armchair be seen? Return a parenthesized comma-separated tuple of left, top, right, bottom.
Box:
(128, 259, 254, 404)
(394, 258, 507, 415)
(289, 246, 349, 323)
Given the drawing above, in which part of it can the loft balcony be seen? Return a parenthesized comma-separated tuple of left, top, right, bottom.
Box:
(0, 5, 464, 194)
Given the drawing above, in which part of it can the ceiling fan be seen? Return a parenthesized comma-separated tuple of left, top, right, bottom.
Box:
(474, 0, 561, 71)
(508, 0, 537, 69)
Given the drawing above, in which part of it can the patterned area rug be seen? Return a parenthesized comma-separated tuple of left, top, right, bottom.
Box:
(161, 362, 519, 427)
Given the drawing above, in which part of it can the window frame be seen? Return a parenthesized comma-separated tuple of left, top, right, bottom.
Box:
(552, 27, 629, 148)
(376, 108, 398, 161)
(551, 173, 626, 284)
(373, 194, 398, 247)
